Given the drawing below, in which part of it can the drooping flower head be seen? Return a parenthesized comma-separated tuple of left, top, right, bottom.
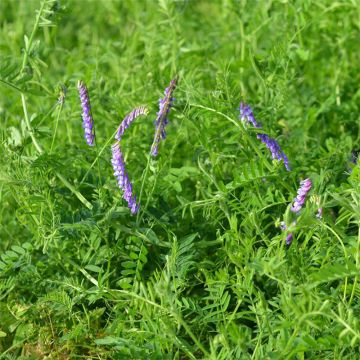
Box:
(115, 106, 149, 141)
(239, 102, 261, 128)
(77, 80, 95, 146)
(239, 102, 290, 171)
(257, 133, 291, 171)
(291, 178, 312, 213)
(151, 76, 178, 157)
(111, 142, 138, 214)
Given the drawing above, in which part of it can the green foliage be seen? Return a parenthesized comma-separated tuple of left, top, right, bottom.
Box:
(0, 0, 360, 358)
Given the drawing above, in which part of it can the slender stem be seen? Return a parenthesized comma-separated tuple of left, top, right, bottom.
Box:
(50, 102, 63, 153)
(21, 93, 43, 154)
(80, 129, 117, 185)
(136, 154, 152, 225)
(0, 78, 23, 93)
(95, 138, 103, 187)
(55, 172, 93, 210)
(349, 224, 360, 305)
(20, 0, 46, 73)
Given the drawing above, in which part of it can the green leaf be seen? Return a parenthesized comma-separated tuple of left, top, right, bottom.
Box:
(85, 265, 102, 273)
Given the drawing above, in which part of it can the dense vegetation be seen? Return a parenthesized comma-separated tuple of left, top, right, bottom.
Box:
(0, 0, 359, 358)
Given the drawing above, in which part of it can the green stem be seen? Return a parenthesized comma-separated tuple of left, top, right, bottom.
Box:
(349, 224, 360, 305)
(21, 93, 43, 154)
(0, 78, 23, 94)
(20, 0, 46, 73)
(136, 154, 152, 225)
(80, 129, 117, 185)
(55, 172, 93, 210)
(50, 102, 63, 153)
(95, 139, 102, 187)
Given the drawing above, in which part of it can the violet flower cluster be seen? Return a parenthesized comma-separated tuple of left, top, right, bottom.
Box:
(115, 106, 148, 141)
(151, 77, 178, 156)
(78, 80, 95, 146)
(239, 102, 261, 128)
(239, 102, 290, 171)
(257, 134, 291, 171)
(291, 178, 312, 213)
(111, 142, 138, 214)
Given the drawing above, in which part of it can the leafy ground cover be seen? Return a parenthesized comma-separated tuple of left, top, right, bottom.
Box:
(0, 0, 359, 358)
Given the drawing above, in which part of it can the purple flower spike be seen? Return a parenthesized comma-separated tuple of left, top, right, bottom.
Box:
(78, 80, 95, 146)
(239, 102, 261, 128)
(151, 76, 178, 157)
(111, 142, 138, 214)
(291, 178, 312, 213)
(257, 133, 291, 171)
(115, 106, 149, 141)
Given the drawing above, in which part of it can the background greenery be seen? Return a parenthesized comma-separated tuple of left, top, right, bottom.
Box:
(0, 0, 359, 358)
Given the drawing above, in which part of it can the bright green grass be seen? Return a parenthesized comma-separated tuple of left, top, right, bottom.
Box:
(0, 0, 360, 358)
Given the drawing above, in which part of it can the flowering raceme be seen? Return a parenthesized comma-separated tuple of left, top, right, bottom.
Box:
(239, 102, 261, 128)
(256, 133, 291, 171)
(78, 80, 95, 146)
(115, 106, 148, 141)
(291, 178, 312, 213)
(239, 102, 290, 171)
(111, 142, 138, 214)
(151, 76, 178, 156)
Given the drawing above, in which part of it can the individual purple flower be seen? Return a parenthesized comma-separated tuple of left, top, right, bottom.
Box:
(111, 142, 138, 214)
(78, 80, 95, 146)
(239, 102, 261, 128)
(115, 106, 149, 141)
(151, 76, 178, 157)
(286, 233, 293, 245)
(291, 178, 312, 213)
(257, 133, 291, 171)
(316, 207, 323, 219)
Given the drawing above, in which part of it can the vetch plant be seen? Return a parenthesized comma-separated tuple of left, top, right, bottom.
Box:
(239, 102, 290, 171)
(151, 76, 178, 156)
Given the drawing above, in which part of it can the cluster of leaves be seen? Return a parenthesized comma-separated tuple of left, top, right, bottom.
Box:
(0, 0, 360, 359)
